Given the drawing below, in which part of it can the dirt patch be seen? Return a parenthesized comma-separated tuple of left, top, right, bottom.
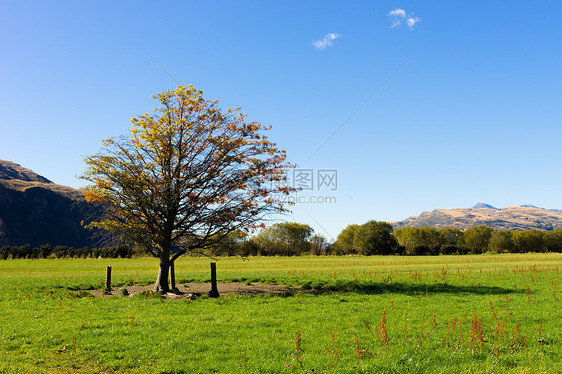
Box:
(90, 282, 308, 299)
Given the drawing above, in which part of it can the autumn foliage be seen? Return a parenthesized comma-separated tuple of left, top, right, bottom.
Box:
(81, 85, 295, 291)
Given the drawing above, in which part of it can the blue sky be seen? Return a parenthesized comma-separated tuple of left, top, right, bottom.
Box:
(1, 1, 561, 240)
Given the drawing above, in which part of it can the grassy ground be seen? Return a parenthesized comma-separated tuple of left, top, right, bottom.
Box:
(0, 254, 561, 373)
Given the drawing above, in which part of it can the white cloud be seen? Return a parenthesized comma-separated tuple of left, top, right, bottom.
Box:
(407, 16, 421, 30)
(389, 8, 406, 18)
(312, 33, 340, 50)
(388, 8, 406, 28)
(388, 8, 421, 30)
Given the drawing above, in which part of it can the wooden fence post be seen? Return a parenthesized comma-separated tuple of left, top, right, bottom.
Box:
(170, 262, 176, 291)
(105, 265, 112, 291)
(208, 262, 219, 298)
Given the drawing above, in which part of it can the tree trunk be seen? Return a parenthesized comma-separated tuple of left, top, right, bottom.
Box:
(153, 253, 170, 293)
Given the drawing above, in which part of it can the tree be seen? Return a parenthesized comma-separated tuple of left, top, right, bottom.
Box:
(38, 244, 52, 259)
(310, 234, 328, 256)
(206, 231, 247, 257)
(238, 238, 261, 257)
(512, 230, 546, 253)
(333, 224, 359, 255)
(81, 85, 295, 292)
(438, 227, 464, 254)
(393, 227, 440, 255)
(392, 227, 414, 253)
(545, 229, 562, 252)
(439, 227, 464, 247)
(463, 226, 493, 254)
(353, 221, 398, 255)
(0, 246, 8, 260)
(254, 222, 314, 256)
(488, 230, 514, 253)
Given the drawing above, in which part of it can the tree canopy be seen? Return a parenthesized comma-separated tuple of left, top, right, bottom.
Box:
(254, 222, 314, 256)
(463, 225, 493, 254)
(488, 230, 514, 253)
(333, 224, 358, 255)
(352, 221, 397, 255)
(81, 85, 295, 292)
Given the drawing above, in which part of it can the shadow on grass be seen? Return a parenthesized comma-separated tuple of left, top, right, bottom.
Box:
(311, 281, 521, 296)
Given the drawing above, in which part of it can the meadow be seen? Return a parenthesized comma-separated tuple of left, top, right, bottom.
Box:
(1, 254, 561, 373)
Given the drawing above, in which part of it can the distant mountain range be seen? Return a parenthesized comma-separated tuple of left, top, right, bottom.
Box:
(392, 203, 562, 231)
(0, 160, 100, 247)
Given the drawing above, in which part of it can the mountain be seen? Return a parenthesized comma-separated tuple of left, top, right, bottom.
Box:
(392, 204, 562, 231)
(0, 160, 51, 184)
(0, 160, 100, 247)
(471, 203, 498, 210)
(520, 204, 562, 213)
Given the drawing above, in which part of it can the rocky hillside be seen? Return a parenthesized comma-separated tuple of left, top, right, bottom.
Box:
(0, 160, 99, 247)
(392, 203, 562, 231)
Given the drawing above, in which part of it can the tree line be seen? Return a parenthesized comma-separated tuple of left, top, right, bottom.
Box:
(392, 226, 562, 255)
(206, 222, 562, 257)
(4, 223, 562, 259)
(0, 244, 133, 260)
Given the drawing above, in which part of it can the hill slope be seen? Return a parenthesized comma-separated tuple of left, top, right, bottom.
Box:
(392, 204, 562, 231)
(0, 160, 99, 247)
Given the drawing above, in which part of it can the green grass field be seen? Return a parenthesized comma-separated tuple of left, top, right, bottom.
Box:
(1, 254, 561, 373)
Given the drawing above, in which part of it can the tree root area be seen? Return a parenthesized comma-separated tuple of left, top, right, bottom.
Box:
(90, 282, 308, 299)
